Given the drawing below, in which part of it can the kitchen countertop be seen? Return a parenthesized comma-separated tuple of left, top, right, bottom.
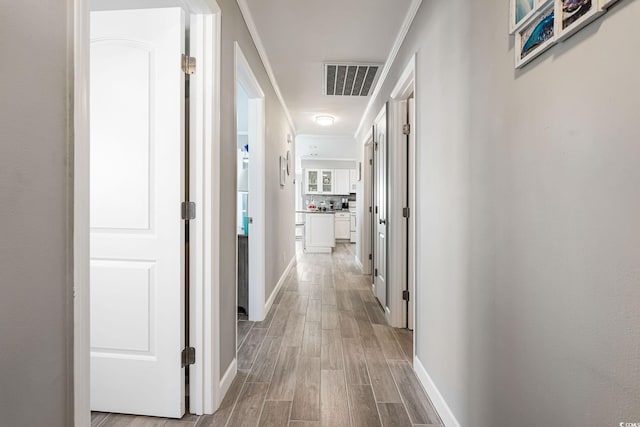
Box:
(296, 210, 336, 214)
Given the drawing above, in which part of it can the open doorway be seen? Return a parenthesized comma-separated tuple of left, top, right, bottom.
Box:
(234, 43, 266, 330)
(74, 0, 221, 424)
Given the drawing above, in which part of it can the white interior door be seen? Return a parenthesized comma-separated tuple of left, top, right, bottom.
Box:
(90, 7, 186, 418)
(374, 108, 388, 308)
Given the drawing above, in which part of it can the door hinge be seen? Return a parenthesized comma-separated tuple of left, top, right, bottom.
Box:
(403, 207, 410, 218)
(402, 123, 411, 135)
(369, 206, 372, 213)
(182, 201, 196, 220)
(181, 347, 196, 367)
(368, 254, 372, 260)
(181, 54, 196, 75)
(374, 268, 378, 277)
(375, 206, 378, 214)
(369, 159, 373, 165)
(374, 142, 379, 151)
(402, 290, 410, 301)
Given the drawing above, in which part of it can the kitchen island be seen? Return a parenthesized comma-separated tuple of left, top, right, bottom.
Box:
(297, 210, 335, 253)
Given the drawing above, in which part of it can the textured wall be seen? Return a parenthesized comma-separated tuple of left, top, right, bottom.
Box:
(357, 0, 640, 425)
(218, 0, 296, 374)
(0, 0, 73, 426)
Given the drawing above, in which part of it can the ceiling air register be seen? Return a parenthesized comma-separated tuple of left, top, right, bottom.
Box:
(324, 63, 381, 96)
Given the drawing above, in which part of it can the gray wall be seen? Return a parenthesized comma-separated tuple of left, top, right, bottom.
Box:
(218, 0, 296, 374)
(357, 0, 640, 425)
(0, 0, 73, 426)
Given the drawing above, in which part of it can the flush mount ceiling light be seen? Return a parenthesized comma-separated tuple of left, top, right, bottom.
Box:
(315, 115, 335, 126)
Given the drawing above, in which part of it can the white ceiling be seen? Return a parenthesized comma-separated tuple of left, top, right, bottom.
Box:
(239, 0, 417, 136)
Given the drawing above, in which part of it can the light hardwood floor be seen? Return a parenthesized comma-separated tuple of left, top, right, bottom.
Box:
(92, 244, 442, 427)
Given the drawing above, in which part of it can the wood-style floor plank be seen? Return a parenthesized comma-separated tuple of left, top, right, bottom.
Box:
(347, 385, 382, 427)
(257, 401, 291, 427)
(237, 320, 254, 349)
(290, 357, 321, 421)
(247, 336, 283, 383)
(393, 328, 413, 364)
(388, 360, 441, 425)
(339, 311, 358, 338)
(302, 321, 322, 357)
(98, 414, 166, 427)
(376, 402, 413, 427)
(372, 325, 405, 361)
(363, 346, 402, 403)
(198, 371, 248, 427)
(282, 312, 307, 347)
(320, 370, 350, 427)
(342, 338, 370, 385)
(238, 327, 268, 370)
(321, 304, 338, 330)
(320, 328, 344, 370)
(266, 346, 300, 401)
(306, 298, 322, 322)
(226, 382, 269, 427)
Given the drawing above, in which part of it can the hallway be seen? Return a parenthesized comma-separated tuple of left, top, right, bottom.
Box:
(92, 244, 442, 427)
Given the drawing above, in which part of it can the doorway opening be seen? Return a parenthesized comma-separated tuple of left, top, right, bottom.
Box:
(234, 43, 267, 329)
(74, 0, 221, 424)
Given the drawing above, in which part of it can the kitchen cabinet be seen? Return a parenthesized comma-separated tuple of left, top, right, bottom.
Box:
(305, 169, 334, 194)
(335, 212, 350, 240)
(334, 169, 350, 195)
(304, 212, 335, 253)
(349, 169, 358, 193)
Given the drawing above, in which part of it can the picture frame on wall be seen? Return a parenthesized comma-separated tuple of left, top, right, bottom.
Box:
(515, 1, 556, 68)
(556, 0, 605, 41)
(510, 0, 549, 33)
(279, 155, 286, 187)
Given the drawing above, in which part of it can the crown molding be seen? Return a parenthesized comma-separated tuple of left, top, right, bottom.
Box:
(236, 0, 297, 134)
(354, 0, 422, 140)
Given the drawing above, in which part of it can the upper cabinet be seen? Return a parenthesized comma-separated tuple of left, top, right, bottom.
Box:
(306, 169, 320, 194)
(334, 169, 350, 195)
(305, 168, 356, 195)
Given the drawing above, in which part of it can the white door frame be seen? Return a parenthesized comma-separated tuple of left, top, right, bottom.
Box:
(361, 132, 374, 276)
(73, 0, 222, 424)
(388, 54, 416, 330)
(234, 43, 267, 323)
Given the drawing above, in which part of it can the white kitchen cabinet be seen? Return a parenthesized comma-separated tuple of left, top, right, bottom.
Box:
(305, 169, 320, 194)
(305, 169, 336, 194)
(335, 212, 350, 240)
(334, 169, 350, 195)
(349, 169, 358, 193)
(304, 212, 335, 253)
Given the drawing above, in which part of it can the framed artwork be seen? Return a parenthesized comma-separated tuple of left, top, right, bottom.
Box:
(515, 2, 556, 68)
(556, 0, 605, 41)
(279, 156, 286, 187)
(510, 0, 548, 33)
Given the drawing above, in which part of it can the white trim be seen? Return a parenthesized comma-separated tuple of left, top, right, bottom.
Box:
(73, 0, 90, 425)
(387, 55, 416, 329)
(73, 0, 222, 420)
(235, 0, 296, 134)
(208, 6, 222, 414)
(354, 256, 363, 271)
(354, 0, 422, 140)
(414, 357, 461, 427)
(218, 357, 237, 405)
(265, 255, 296, 316)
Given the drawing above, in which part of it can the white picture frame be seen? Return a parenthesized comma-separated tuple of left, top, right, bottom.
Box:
(515, 1, 556, 68)
(556, 0, 605, 42)
(510, 0, 549, 33)
(279, 155, 286, 187)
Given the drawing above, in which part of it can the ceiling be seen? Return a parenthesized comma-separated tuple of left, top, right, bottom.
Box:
(239, 0, 418, 136)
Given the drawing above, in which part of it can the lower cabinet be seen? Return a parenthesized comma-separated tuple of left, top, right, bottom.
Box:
(335, 212, 350, 240)
(305, 213, 335, 253)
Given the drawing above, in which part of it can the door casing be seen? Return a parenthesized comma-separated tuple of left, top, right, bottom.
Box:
(73, 0, 222, 424)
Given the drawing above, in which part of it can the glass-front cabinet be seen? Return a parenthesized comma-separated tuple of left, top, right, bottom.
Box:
(305, 169, 334, 194)
(306, 169, 319, 193)
(321, 170, 334, 193)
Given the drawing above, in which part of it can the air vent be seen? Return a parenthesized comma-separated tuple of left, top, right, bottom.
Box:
(324, 63, 381, 96)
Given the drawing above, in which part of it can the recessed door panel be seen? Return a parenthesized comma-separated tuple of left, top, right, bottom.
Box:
(374, 106, 388, 309)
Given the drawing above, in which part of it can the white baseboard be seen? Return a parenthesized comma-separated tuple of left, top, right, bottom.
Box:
(413, 356, 461, 427)
(218, 357, 237, 406)
(355, 256, 363, 271)
(264, 255, 296, 315)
